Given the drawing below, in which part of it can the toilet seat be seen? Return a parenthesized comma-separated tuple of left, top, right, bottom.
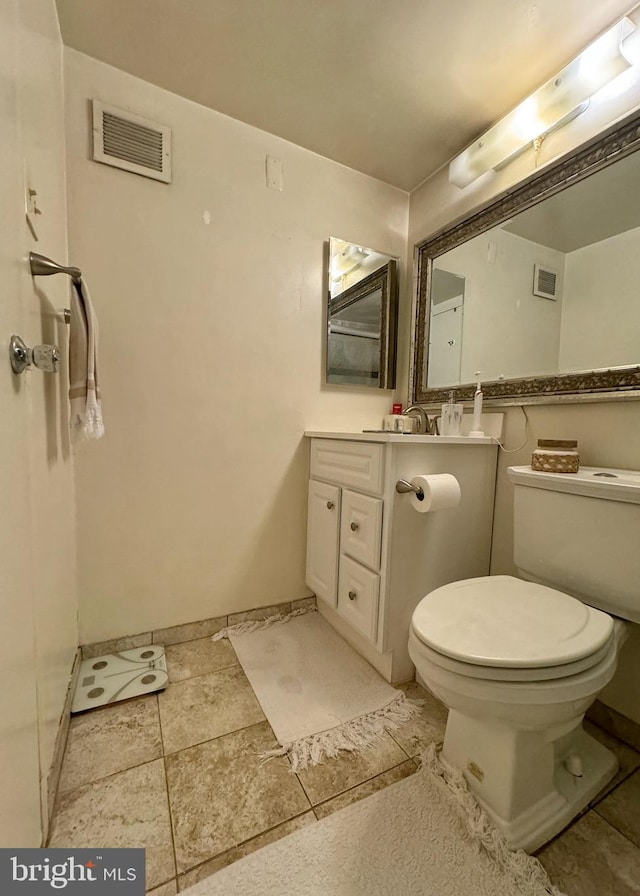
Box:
(412, 575, 614, 675)
(411, 633, 615, 681)
(408, 625, 618, 705)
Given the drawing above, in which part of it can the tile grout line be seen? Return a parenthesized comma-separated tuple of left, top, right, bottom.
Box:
(54, 700, 166, 796)
(292, 764, 314, 806)
(166, 659, 241, 686)
(67, 630, 436, 892)
(386, 727, 417, 760)
(156, 691, 180, 893)
(176, 807, 317, 888)
(170, 675, 310, 888)
(162, 717, 276, 761)
(56, 688, 434, 801)
(310, 757, 419, 818)
(46, 709, 80, 844)
(56, 754, 163, 799)
(590, 805, 640, 852)
(589, 765, 640, 810)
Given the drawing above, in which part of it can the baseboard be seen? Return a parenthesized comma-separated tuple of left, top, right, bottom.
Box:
(42, 648, 81, 844)
(80, 596, 317, 658)
(587, 699, 640, 752)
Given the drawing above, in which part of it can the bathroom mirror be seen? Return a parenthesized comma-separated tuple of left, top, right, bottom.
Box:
(411, 109, 640, 405)
(326, 238, 398, 389)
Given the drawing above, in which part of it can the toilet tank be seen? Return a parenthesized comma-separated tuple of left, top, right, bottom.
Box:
(508, 465, 640, 623)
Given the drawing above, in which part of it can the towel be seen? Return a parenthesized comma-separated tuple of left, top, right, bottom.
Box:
(68, 278, 104, 440)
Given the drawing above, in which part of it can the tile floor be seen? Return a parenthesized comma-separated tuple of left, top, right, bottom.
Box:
(48, 632, 640, 895)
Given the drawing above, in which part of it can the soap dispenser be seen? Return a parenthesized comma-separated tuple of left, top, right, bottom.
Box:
(440, 391, 463, 437)
(469, 372, 485, 438)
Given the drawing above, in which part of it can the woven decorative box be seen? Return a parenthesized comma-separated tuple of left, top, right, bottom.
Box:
(531, 439, 579, 474)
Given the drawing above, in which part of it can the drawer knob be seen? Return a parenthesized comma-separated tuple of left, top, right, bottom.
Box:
(348, 590, 357, 601)
(350, 521, 359, 531)
(326, 501, 334, 510)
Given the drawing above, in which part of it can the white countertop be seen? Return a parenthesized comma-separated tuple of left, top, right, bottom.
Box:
(304, 430, 496, 445)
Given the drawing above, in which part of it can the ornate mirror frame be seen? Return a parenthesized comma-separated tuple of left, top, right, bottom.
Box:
(327, 260, 397, 390)
(411, 109, 640, 406)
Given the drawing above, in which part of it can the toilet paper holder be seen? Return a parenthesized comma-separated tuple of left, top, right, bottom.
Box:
(396, 479, 424, 500)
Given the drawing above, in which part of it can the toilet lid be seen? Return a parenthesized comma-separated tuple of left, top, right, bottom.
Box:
(412, 576, 614, 668)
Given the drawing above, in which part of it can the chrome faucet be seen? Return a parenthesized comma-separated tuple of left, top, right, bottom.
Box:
(403, 405, 439, 435)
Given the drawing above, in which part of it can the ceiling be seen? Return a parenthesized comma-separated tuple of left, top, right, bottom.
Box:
(55, 0, 637, 191)
(503, 147, 640, 253)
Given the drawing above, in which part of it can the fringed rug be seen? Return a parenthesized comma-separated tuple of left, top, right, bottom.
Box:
(181, 744, 566, 896)
(213, 608, 421, 770)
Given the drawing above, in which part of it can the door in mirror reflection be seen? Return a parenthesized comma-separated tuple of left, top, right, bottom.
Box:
(428, 269, 465, 387)
(326, 238, 398, 389)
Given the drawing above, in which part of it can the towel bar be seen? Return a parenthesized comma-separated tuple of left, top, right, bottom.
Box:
(29, 251, 82, 282)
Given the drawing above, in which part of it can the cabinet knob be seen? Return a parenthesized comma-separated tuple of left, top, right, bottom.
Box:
(350, 521, 359, 531)
(326, 501, 334, 510)
(348, 590, 357, 601)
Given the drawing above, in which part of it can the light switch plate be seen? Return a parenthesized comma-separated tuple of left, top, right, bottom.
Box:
(266, 155, 283, 191)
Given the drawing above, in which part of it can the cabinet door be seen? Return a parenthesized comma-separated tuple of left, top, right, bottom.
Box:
(340, 489, 383, 571)
(306, 480, 341, 606)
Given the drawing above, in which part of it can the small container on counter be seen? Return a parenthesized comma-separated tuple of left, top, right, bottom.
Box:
(531, 439, 580, 473)
(383, 414, 418, 433)
(440, 392, 463, 437)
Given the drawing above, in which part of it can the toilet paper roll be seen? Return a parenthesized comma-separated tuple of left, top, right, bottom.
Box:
(409, 474, 461, 513)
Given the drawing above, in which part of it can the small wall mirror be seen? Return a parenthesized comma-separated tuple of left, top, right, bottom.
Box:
(326, 237, 398, 389)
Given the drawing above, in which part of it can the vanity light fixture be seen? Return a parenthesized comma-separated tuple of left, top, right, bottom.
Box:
(449, 17, 640, 189)
(331, 243, 370, 281)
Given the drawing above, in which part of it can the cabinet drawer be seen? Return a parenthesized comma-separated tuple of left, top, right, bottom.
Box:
(340, 489, 383, 571)
(337, 554, 380, 642)
(310, 439, 385, 495)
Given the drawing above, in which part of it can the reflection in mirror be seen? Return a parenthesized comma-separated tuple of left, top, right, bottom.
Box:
(429, 269, 465, 387)
(413, 111, 640, 405)
(327, 238, 398, 389)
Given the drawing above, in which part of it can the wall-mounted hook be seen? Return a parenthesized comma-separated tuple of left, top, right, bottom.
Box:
(10, 335, 59, 375)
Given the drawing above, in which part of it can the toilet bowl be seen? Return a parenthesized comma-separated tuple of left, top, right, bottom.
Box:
(409, 465, 640, 853)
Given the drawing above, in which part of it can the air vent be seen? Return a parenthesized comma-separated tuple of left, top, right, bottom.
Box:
(92, 100, 172, 183)
(533, 264, 558, 300)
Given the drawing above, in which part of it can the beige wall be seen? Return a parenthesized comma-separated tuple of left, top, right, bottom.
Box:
(64, 50, 409, 645)
(435, 229, 565, 383)
(407, 84, 640, 725)
(0, 0, 77, 846)
(561, 225, 640, 371)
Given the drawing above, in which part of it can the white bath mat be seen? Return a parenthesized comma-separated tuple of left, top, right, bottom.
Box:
(72, 645, 168, 713)
(181, 744, 565, 896)
(213, 608, 420, 770)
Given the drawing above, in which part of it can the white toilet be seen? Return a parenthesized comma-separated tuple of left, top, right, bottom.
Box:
(408, 464, 640, 853)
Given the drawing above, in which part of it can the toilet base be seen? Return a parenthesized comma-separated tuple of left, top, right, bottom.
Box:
(443, 713, 618, 853)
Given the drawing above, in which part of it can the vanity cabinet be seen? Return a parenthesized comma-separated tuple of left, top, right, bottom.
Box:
(306, 440, 384, 641)
(305, 431, 499, 683)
